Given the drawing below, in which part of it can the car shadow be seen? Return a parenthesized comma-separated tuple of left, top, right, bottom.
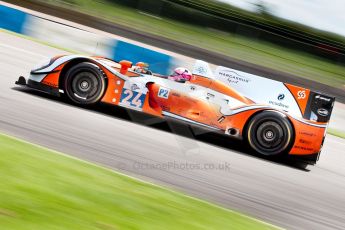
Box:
(12, 86, 310, 171)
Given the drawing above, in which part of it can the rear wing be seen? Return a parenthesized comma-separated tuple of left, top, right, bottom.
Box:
(214, 66, 335, 123)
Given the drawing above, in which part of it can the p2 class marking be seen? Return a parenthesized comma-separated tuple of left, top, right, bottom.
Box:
(158, 87, 170, 99)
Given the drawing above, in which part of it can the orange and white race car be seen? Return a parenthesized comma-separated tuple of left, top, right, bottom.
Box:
(16, 55, 335, 164)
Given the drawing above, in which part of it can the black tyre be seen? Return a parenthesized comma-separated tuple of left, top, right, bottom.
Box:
(246, 111, 294, 156)
(64, 62, 106, 105)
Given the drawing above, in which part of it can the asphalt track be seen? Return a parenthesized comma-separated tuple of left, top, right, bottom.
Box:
(1, 32, 345, 230)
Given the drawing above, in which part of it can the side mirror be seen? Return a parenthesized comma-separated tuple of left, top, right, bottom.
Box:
(119, 60, 132, 74)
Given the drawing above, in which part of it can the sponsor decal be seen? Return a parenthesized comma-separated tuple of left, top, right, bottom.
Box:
(317, 108, 329, 117)
(315, 95, 331, 102)
(277, 94, 285, 101)
(218, 70, 250, 84)
(268, 93, 289, 109)
(299, 131, 315, 137)
(42, 82, 58, 88)
(269, 101, 289, 109)
(299, 139, 312, 144)
(172, 92, 181, 97)
(195, 66, 207, 75)
(131, 84, 140, 91)
(294, 146, 314, 151)
(297, 90, 306, 99)
(158, 87, 170, 99)
(207, 93, 215, 98)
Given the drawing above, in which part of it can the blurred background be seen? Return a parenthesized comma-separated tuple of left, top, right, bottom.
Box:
(19, 0, 345, 92)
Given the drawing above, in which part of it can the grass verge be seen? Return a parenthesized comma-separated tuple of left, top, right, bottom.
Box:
(0, 133, 278, 230)
(328, 128, 345, 139)
(0, 29, 77, 54)
(35, 0, 345, 88)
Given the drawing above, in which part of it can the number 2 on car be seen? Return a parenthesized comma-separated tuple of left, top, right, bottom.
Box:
(120, 89, 146, 109)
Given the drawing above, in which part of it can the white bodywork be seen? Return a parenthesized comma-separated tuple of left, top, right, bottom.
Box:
(214, 66, 303, 118)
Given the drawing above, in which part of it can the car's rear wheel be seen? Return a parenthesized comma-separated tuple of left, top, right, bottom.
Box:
(64, 62, 106, 105)
(246, 111, 294, 156)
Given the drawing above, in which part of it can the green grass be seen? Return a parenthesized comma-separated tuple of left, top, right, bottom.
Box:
(0, 133, 277, 230)
(36, 0, 345, 89)
(328, 128, 345, 139)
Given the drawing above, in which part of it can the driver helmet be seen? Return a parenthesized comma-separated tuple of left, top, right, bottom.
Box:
(168, 67, 192, 82)
(134, 62, 151, 74)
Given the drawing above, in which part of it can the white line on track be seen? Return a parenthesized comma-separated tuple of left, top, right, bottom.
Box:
(0, 43, 47, 58)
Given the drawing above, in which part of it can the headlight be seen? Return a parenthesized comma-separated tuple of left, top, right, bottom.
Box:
(31, 58, 52, 72)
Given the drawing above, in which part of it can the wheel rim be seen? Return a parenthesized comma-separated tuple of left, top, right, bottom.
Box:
(70, 72, 100, 101)
(256, 121, 284, 149)
(247, 113, 293, 156)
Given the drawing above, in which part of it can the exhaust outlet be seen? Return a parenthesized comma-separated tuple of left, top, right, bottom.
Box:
(228, 128, 238, 136)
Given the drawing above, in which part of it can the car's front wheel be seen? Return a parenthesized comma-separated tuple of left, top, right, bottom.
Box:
(246, 111, 294, 156)
(64, 62, 106, 105)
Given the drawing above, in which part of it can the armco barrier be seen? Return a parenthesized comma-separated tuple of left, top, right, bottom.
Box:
(0, 4, 177, 75)
(0, 5, 27, 33)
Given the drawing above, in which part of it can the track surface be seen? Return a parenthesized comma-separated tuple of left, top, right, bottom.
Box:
(1, 33, 345, 230)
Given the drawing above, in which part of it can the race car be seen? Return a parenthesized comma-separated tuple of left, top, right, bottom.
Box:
(15, 55, 335, 164)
